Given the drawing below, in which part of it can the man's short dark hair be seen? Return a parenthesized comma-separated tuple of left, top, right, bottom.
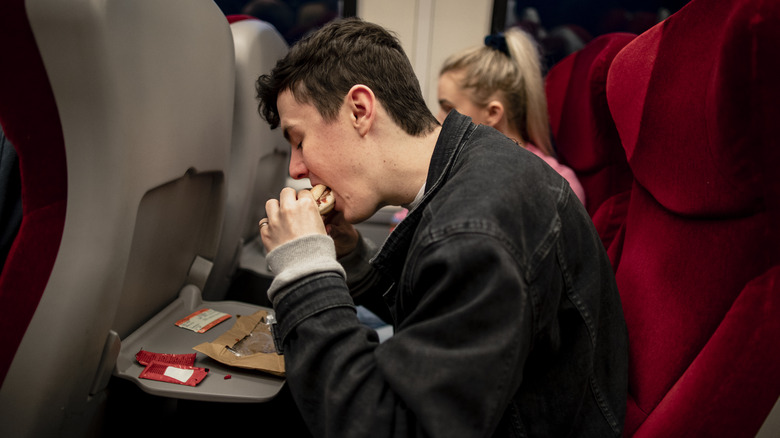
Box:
(256, 17, 439, 136)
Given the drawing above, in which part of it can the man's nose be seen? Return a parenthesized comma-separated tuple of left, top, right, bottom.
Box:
(288, 147, 308, 180)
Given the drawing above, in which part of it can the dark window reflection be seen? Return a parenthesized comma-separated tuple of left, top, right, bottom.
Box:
(215, 0, 355, 45)
(499, 1, 689, 71)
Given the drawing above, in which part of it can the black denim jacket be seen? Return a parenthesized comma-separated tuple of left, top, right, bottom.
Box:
(273, 112, 628, 437)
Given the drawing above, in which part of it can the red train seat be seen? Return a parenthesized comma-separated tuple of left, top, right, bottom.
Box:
(545, 32, 636, 252)
(605, 0, 780, 435)
(0, 0, 68, 395)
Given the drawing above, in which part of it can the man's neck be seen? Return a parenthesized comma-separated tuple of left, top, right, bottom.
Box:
(377, 125, 440, 207)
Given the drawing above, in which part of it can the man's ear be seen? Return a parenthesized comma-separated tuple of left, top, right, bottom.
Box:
(346, 84, 375, 137)
(484, 100, 505, 129)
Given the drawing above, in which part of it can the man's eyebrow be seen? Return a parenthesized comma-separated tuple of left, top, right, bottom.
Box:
(282, 125, 292, 142)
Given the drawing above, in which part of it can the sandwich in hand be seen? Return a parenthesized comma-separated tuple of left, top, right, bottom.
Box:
(310, 184, 335, 215)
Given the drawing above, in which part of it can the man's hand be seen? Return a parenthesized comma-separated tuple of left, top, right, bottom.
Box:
(259, 187, 327, 253)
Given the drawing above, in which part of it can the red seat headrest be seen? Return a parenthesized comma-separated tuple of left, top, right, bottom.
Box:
(607, 0, 780, 217)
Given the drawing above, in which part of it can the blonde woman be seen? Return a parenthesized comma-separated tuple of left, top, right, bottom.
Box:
(437, 28, 586, 206)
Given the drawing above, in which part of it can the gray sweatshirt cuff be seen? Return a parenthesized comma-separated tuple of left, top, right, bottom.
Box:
(266, 233, 346, 302)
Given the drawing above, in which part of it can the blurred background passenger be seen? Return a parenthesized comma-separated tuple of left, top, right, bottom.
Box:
(392, 27, 586, 230)
(242, 0, 296, 40)
(237, 0, 339, 45)
(508, 3, 677, 69)
(283, 0, 339, 43)
(436, 28, 586, 205)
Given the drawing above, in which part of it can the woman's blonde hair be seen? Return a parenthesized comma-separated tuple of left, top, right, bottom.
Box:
(440, 27, 553, 156)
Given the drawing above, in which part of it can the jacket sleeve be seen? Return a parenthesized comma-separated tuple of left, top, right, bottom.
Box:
(273, 231, 535, 438)
(338, 232, 383, 297)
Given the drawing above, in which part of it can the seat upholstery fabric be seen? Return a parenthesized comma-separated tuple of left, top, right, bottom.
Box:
(0, 0, 68, 388)
(545, 32, 636, 251)
(605, 0, 780, 436)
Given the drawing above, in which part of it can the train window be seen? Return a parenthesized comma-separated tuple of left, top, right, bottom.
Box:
(216, 0, 357, 46)
(493, 1, 689, 71)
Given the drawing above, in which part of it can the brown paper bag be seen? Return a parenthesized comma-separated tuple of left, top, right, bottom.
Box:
(193, 310, 285, 377)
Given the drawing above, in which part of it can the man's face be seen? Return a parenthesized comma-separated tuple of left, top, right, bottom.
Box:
(277, 89, 377, 223)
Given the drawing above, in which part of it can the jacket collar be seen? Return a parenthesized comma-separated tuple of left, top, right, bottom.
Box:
(371, 111, 475, 280)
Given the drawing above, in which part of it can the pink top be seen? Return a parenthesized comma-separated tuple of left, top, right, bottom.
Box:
(525, 144, 587, 207)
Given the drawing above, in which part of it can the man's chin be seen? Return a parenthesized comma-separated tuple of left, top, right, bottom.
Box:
(344, 209, 375, 225)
